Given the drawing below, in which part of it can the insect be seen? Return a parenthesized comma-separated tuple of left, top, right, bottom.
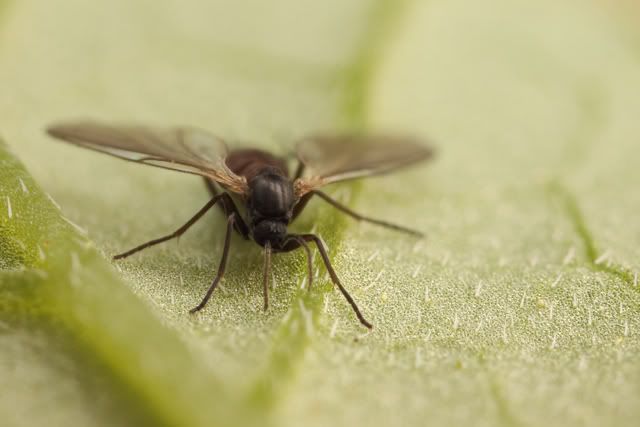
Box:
(46, 121, 433, 328)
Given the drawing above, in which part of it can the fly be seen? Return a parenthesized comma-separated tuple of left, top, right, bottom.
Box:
(46, 121, 434, 328)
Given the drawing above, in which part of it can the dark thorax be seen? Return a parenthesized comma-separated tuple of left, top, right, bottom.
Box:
(246, 166, 295, 248)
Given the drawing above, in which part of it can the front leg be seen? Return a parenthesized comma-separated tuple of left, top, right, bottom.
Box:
(189, 213, 237, 313)
(204, 179, 250, 238)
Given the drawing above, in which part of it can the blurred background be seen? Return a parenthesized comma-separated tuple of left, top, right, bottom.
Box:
(1, 0, 639, 426)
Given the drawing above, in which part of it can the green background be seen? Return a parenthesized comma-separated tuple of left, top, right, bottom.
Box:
(1, 0, 640, 426)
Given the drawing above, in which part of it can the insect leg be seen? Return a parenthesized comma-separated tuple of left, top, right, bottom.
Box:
(204, 178, 224, 207)
(293, 161, 305, 180)
(310, 190, 423, 237)
(189, 213, 236, 313)
(113, 194, 227, 260)
(204, 178, 250, 239)
(291, 191, 313, 221)
(296, 236, 313, 292)
(262, 242, 272, 311)
(220, 193, 250, 239)
(299, 233, 372, 329)
(280, 235, 314, 292)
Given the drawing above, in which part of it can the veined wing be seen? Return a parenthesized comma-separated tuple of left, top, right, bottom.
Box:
(46, 120, 248, 194)
(294, 134, 434, 197)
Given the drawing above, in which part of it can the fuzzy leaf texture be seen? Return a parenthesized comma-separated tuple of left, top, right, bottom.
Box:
(1, 0, 640, 426)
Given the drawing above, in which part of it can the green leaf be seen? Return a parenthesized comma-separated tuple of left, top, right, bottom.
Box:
(1, 0, 640, 426)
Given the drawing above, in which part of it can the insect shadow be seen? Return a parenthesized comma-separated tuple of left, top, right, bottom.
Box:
(47, 121, 434, 328)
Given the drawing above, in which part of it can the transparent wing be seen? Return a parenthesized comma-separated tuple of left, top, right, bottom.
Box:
(46, 120, 248, 194)
(294, 134, 434, 197)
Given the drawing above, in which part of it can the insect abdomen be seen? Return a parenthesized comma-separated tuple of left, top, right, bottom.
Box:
(225, 149, 288, 181)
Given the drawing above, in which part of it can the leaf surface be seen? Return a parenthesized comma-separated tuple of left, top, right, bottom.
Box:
(1, 0, 639, 426)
